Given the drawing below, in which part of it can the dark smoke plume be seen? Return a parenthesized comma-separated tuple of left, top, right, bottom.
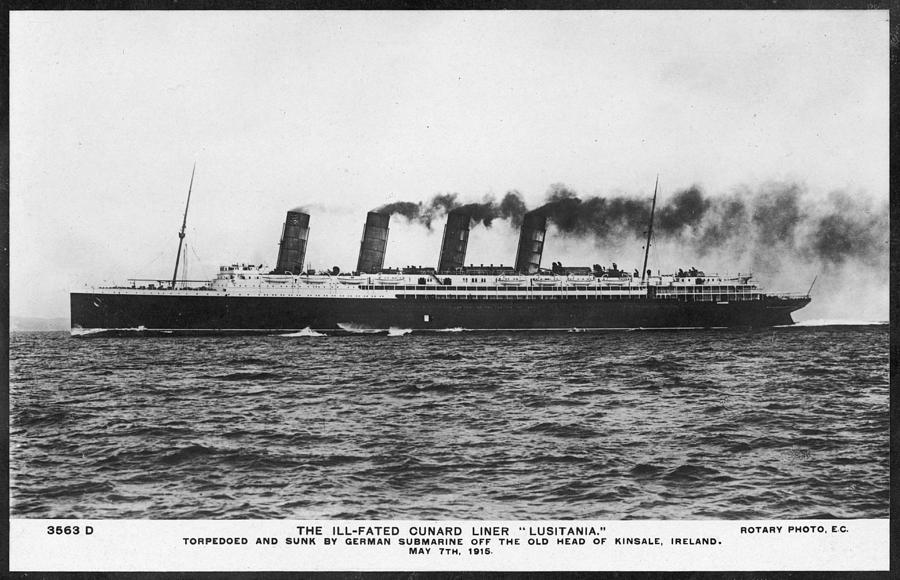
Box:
(376, 190, 529, 230)
(532, 184, 584, 233)
(696, 196, 747, 249)
(374, 182, 887, 272)
(427, 193, 460, 215)
(529, 182, 886, 271)
(376, 193, 461, 229)
(801, 191, 887, 267)
(532, 183, 649, 239)
(377, 201, 421, 222)
(751, 184, 804, 244)
(452, 203, 498, 227)
(656, 186, 710, 235)
(499, 191, 528, 227)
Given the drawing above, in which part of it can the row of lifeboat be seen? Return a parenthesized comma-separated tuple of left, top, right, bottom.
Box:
(498, 274, 630, 287)
(262, 273, 390, 285)
(265, 273, 634, 287)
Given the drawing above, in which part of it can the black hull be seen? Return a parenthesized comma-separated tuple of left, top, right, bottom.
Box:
(71, 292, 810, 333)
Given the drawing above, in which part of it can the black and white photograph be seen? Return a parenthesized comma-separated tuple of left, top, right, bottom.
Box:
(8, 9, 890, 571)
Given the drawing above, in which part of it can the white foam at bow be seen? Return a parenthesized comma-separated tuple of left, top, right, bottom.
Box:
(70, 327, 109, 336)
(792, 318, 887, 327)
(337, 322, 383, 334)
(280, 327, 326, 337)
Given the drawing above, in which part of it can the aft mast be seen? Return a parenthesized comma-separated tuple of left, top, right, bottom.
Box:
(171, 163, 196, 289)
(641, 175, 658, 284)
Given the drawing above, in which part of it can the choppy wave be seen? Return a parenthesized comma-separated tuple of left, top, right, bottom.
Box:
(436, 327, 465, 332)
(211, 371, 282, 381)
(9, 325, 889, 520)
(387, 327, 412, 337)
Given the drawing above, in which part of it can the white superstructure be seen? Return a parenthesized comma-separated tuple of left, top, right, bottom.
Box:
(84, 262, 779, 303)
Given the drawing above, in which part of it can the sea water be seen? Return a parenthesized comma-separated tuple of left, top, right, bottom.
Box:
(9, 325, 889, 519)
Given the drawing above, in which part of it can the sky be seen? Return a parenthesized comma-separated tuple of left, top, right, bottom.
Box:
(10, 11, 889, 321)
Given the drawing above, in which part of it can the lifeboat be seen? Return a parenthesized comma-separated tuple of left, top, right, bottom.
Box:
(497, 275, 528, 287)
(600, 273, 632, 282)
(300, 275, 330, 285)
(375, 274, 404, 285)
(566, 275, 595, 287)
(532, 275, 561, 286)
(261, 275, 291, 284)
(337, 275, 367, 285)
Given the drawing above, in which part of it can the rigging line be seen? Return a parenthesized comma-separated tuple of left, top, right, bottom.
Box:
(181, 243, 188, 281)
(187, 225, 203, 261)
(138, 249, 169, 271)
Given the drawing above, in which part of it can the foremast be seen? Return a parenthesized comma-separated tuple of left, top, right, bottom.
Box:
(171, 163, 196, 289)
(641, 175, 658, 284)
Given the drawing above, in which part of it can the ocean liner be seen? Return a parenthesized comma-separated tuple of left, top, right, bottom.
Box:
(70, 180, 811, 334)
